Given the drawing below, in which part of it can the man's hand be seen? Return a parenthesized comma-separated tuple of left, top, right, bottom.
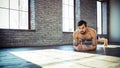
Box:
(74, 44, 96, 51)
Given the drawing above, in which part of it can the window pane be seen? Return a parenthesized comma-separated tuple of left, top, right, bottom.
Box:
(63, 18, 69, 32)
(0, 0, 9, 8)
(97, 1, 102, 34)
(63, 0, 69, 5)
(102, 3, 107, 34)
(10, 10, 19, 29)
(69, 6, 74, 19)
(62, 5, 69, 18)
(62, 0, 74, 32)
(0, 8, 9, 29)
(0, 0, 29, 30)
(20, 0, 28, 11)
(69, 0, 74, 6)
(20, 12, 28, 29)
(69, 20, 74, 32)
(10, 0, 19, 10)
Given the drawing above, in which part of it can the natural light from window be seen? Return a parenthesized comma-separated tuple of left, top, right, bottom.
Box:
(0, 0, 28, 29)
(62, 0, 74, 32)
(97, 1, 102, 34)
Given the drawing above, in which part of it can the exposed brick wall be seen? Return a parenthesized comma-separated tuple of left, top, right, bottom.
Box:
(0, 0, 97, 47)
(0, 29, 36, 47)
(80, 0, 97, 30)
(34, 0, 64, 46)
(62, 33, 73, 45)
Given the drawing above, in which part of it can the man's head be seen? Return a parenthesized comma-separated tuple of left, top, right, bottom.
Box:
(78, 20, 87, 34)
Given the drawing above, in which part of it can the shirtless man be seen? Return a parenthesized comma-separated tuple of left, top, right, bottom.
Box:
(73, 20, 108, 51)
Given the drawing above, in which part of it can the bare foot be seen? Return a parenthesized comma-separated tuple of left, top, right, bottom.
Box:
(104, 39, 108, 47)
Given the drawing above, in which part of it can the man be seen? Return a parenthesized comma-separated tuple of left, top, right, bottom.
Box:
(73, 20, 108, 51)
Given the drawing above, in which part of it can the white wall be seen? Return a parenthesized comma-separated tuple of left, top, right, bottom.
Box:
(109, 0, 120, 42)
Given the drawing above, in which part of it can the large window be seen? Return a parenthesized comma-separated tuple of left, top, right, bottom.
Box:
(97, 1, 107, 34)
(62, 0, 74, 32)
(0, 0, 29, 29)
(97, 1, 102, 34)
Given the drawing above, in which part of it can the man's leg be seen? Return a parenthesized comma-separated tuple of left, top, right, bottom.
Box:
(97, 38, 108, 46)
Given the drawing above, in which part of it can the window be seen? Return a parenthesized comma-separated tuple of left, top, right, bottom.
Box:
(97, 1, 107, 34)
(0, 0, 29, 29)
(62, 0, 74, 32)
(97, 1, 102, 34)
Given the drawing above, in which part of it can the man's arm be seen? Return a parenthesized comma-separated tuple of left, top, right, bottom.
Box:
(73, 32, 78, 46)
(82, 30, 97, 51)
(88, 30, 97, 50)
(89, 36, 97, 50)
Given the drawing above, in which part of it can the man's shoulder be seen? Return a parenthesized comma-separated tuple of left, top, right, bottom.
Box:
(74, 29, 79, 33)
(87, 27, 97, 34)
(73, 29, 79, 36)
(88, 27, 95, 31)
(88, 27, 96, 32)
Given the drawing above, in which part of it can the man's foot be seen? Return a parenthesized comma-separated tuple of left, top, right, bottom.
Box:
(104, 39, 108, 47)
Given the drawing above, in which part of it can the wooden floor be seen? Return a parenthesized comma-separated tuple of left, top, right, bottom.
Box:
(0, 44, 120, 68)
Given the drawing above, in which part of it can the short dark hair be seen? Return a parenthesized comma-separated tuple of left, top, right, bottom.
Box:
(78, 20, 87, 27)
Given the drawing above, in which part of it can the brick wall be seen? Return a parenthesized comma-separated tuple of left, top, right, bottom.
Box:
(34, 0, 63, 45)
